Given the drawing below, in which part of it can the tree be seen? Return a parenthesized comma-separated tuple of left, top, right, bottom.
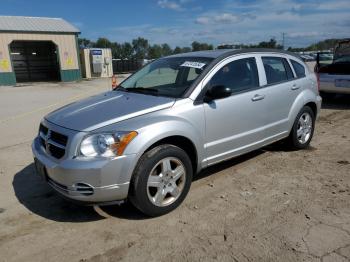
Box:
(173, 46, 182, 54)
(181, 47, 192, 53)
(217, 44, 234, 49)
(120, 42, 133, 59)
(161, 43, 173, 56)
(148, 44, 163, 59)
(191, 41, 214, 51)
(94, 37, 113, 48)
(112, 42, 122, 59)
(132, 37, 149, 59)
(78, 38, 94, 48)
(191, 41, 201, 51)
(257, 38, 283, 49)
(171, 46, 191, 55)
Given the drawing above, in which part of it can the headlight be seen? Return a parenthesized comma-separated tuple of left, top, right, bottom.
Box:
(79, 131, 138, 157)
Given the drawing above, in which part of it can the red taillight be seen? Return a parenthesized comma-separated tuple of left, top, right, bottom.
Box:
(315, 73, 320, 92)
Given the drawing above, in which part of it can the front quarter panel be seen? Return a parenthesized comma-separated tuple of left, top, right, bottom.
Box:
(94, 98, 206, 181)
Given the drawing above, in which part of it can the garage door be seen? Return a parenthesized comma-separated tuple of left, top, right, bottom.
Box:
(10, 41, 60, 82)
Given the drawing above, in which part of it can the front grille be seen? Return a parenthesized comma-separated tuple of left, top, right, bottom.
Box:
(50, 131, 68, 145)
(48, 144, 66, 159)
(39, 123, 48, 135)
(39, 124, 48, 146)
(39, 124, 68, 159)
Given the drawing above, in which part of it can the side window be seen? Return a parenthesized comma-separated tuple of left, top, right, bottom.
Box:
(283, 59, 295, 79)
(210, 57, 259, 93)
(262, 57, 289, 84)
(290, 60, 306, 78)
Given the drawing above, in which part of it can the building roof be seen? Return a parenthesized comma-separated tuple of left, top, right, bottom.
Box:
(0, 16, 80, 34)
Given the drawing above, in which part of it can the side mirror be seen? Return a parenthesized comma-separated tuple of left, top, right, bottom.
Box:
(204, 85, 231, 102)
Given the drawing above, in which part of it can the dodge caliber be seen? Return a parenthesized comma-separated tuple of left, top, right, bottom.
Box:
(32, 49, 322, 216)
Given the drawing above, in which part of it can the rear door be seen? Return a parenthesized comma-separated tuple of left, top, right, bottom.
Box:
(202, 55, 268, 165)
(259, 55, 301, 139)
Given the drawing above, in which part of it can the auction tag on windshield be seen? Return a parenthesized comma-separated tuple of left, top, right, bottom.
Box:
(180, 61, 206, 69)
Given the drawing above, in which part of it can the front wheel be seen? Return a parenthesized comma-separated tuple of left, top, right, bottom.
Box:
(286, 106, 315, 149)
(129, 145, 193, 217)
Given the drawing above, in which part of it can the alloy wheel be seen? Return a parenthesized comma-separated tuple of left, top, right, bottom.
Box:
(297, 112, 313, 144)
(146, 157, 186, 207)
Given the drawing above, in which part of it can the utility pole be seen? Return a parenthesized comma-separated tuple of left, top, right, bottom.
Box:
(282, 32, 286, 50)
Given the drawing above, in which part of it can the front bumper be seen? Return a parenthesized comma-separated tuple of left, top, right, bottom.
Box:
(32, 136, 138, 204)
(316, 95, 322, 119)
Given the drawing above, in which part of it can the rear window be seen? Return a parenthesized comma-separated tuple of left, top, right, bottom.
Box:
(290, 60, 306, 78)
(262, 57, 289, 84)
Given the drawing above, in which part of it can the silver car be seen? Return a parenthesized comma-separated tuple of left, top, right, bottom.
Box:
(32, 49, 322, 216)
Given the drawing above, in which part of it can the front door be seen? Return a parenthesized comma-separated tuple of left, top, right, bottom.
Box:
(203, 56, 267, 165)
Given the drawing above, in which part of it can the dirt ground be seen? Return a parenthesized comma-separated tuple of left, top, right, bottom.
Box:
(0, 79, 349, 262)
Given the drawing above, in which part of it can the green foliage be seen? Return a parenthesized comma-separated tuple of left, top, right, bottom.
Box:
(148, 44, 163, 59)
(94, 37, 113, 48)
(120, 43, 133, 59)
(173, 46, 182, 54)
(132, 37, 149, 59)
(78, 38, 93, 48)
(78, 37, 192, 59)
(217, 39, 282, 50)
(161, 44, 173, 56)
(287, 39, 345, 52)
(79, 36, 344, 60)
(191, 41, 214, 51)
(173, 46, 191, 54)
(256, 38, 283, 49)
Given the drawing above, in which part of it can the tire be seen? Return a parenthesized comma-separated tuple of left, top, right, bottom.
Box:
(129, 144, 193, 217)
(286, 106, 315, 150)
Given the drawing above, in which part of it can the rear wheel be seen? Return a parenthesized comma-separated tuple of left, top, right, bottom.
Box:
(286, 106, 315, 149)
(129, 145, 193, 217)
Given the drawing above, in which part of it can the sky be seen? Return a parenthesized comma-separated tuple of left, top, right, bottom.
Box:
(1, 0, 350, 48)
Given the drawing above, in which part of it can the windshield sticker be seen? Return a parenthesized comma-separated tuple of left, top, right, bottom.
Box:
(180, 61, 206, 69)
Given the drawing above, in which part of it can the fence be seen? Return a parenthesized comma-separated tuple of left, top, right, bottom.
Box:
(112, 59, 143, 74)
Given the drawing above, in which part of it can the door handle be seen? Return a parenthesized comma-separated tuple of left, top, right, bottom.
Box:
(251, 94, 265, 101)
(291, 84, 300, 90)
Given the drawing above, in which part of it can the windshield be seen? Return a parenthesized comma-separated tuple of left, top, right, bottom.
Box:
(117, 57, 213, 98)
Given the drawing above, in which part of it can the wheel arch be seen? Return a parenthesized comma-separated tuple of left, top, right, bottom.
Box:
(142, 135, 198, 175)
(304, 101, 317, 118)
(288, 90, 318, 132)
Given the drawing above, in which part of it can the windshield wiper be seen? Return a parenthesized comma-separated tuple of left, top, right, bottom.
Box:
(114, 86, 128, 91)
(125, 87, 159, 95)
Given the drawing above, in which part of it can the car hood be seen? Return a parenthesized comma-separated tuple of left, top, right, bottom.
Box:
(45, 91, 175, 132)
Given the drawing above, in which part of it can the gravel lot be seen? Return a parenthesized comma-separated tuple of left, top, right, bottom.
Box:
(0, 79, 349, 262)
